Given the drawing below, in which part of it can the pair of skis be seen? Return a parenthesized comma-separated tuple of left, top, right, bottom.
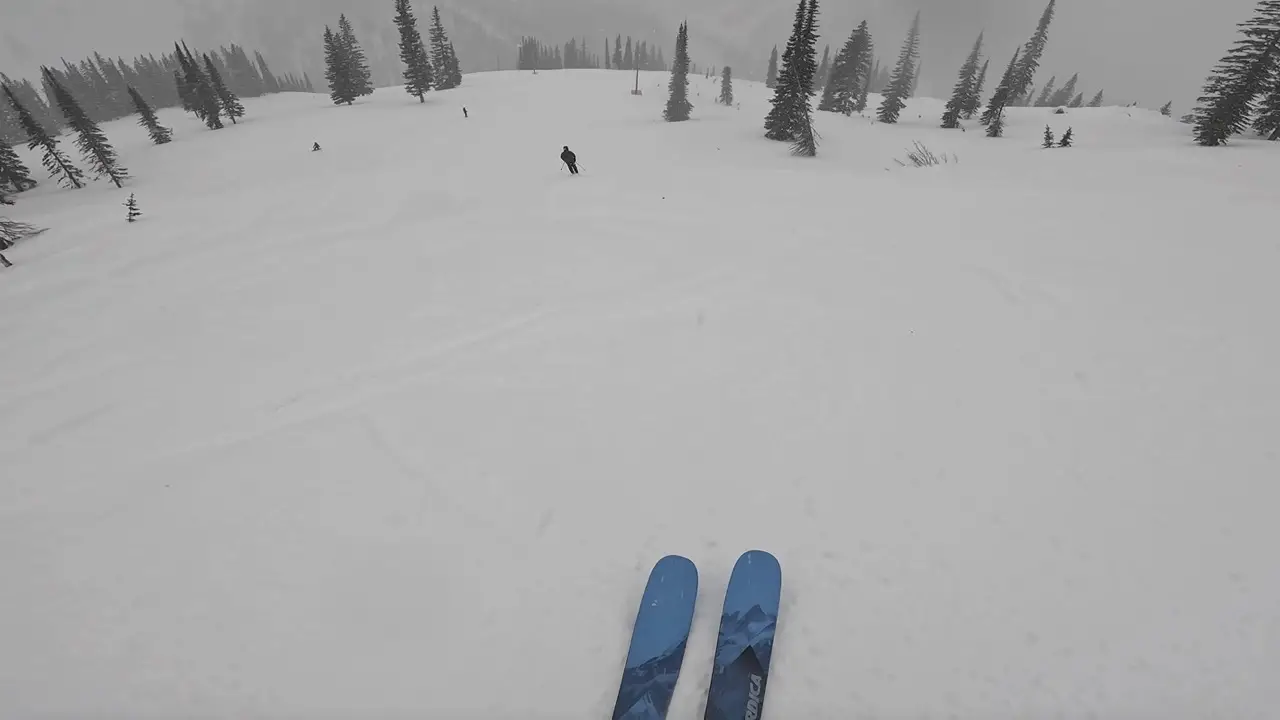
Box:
(610, 550, 781, 720)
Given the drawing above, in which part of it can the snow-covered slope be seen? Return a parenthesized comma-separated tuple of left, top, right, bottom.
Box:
(2, 70, 1277, 719)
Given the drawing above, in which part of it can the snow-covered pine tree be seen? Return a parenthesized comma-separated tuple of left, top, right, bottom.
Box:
(1043, 124, 1055, 147)
(1010, 0, 1057, 103)
(815, 45, 831, 90)
(963, 58, 989, 118)
(766, 45, 779, 88)
(764, 0, 810, 140)
(981, 46, 1021, 126)
(1194, 1, 1280, 144)
(127, 85, 172, 144)
(1059, 127, 1073, 146)
(124, 193, 141, 222)
(1088, 89, 1104, 107)
(1254, 69, 1280, 138)
(843, 22, 873, 115)
(204, 54, 245, 124)
(338, 14, 374, 97)
(43, 68, 127, 187)
(0, 137, 37, 194)
(445, 42, 463, 87)
(664, 22, 692, 122)
(1160, 100, 1173, 116)
(429, 7, 457, 88)
(790, 0, 821, 156)
(173, 43, 198, 114)
(324, 26, 357, 105)
(877, 11, 921, 124)
(395, 0, 435, 102)
(941, 32, 983, 128)
(1034, 76, 1056, 106)
(1047, 72, 1078, 106)
(720, 66, 734, 105)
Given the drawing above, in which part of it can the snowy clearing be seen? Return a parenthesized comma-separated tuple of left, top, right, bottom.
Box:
(2, 70, 1278, 719)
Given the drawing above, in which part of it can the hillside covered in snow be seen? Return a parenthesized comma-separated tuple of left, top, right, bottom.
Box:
(2, 70, 1278, 718)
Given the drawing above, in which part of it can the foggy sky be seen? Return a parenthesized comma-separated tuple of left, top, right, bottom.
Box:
(0, 0, 1260, 113)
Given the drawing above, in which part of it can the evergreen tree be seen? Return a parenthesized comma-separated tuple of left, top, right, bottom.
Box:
(624, 38, 634, 71)
(987, 106, 1006, 137)
(255, 51, 281, 93)
(0, 139, 36, 194)
(766, 45, 780, 88)
(44, 68, 128, 188)
(1047, 72, 1078, 106)
(1059, 127, 1073, 146)
(429, 6, 457, 88)
(339, 14, 375, 96)
(205, 54, 245, 123)
(720, 66, 734, 105)
(1010, 0, 1057, 103)
(815, 45, 831, 90)
(445, 42, 464, 87)
(664, 22, 692, 122)
(1088, 89, 1104, 107)
(1043, 124, 1055, 147)
(842, 22, 874, 115)
(324, 26, 357, 105)
(124, 193, 141, 222)
(1254, 71, 1280, 138)
(173, 43, 198, 114)
(1160, 100, 1173, 116)
(127, 85, 172, 144)
(941, 32, 983, 128)
(395, 0, 435, 102)
(1034, 76, 1056, 106)
(1067, 92, 1083, 107)
(1194, 1, 1280, 145)
(765, 0, 810, 139)
(877, 11, 921, 124)
(790, 0, 821, 156)
(856, 54, 876, 112)
(605, 37, 611, 69)
(981, 46, 1021, 126)
(614, 35, 624, 69)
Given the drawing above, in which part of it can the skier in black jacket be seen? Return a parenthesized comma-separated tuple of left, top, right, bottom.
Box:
(561, 146, 578, 174)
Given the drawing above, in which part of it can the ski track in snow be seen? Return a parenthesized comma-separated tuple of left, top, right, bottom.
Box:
(2, 70, 1279, 719)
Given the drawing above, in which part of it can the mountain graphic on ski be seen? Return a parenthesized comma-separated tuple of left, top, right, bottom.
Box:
(704, 550, 781, 720)
(612, 555, 699, 720)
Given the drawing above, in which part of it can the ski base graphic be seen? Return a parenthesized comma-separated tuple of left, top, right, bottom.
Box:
(704, 550, 782, 720)
(612, 555, 699, 720)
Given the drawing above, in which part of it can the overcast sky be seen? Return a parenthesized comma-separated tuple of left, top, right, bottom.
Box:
(0, 0, 1259, 113)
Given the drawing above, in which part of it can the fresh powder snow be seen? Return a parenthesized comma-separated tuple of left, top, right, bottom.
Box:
(2, 70, 1278, 718)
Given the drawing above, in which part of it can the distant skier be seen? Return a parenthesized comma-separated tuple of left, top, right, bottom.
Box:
(463, 106, 469, 118)
(561, 145, 578, 175)
(312, 142, 322, 152)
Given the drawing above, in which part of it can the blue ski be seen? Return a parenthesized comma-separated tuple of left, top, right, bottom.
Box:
(704, 550, 782, 720)
(611, 555, 699, 720)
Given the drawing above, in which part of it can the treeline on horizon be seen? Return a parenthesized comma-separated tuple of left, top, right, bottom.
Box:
(1, 43, 311, 145)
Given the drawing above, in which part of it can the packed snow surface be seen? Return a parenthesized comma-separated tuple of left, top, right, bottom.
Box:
(2, 70, 1278, 718)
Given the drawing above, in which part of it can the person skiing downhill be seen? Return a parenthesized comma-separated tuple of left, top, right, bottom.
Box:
(561, 146, 578, 175)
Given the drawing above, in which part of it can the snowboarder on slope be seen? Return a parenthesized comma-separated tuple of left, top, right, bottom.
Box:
(561, 146, 578, 175)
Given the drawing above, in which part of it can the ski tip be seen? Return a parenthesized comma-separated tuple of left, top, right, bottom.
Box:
(654, 554, 698, 573)
(734, 549, 781, 573)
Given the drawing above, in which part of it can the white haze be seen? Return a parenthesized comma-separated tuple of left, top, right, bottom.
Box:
(0, 0, 1260, 112)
